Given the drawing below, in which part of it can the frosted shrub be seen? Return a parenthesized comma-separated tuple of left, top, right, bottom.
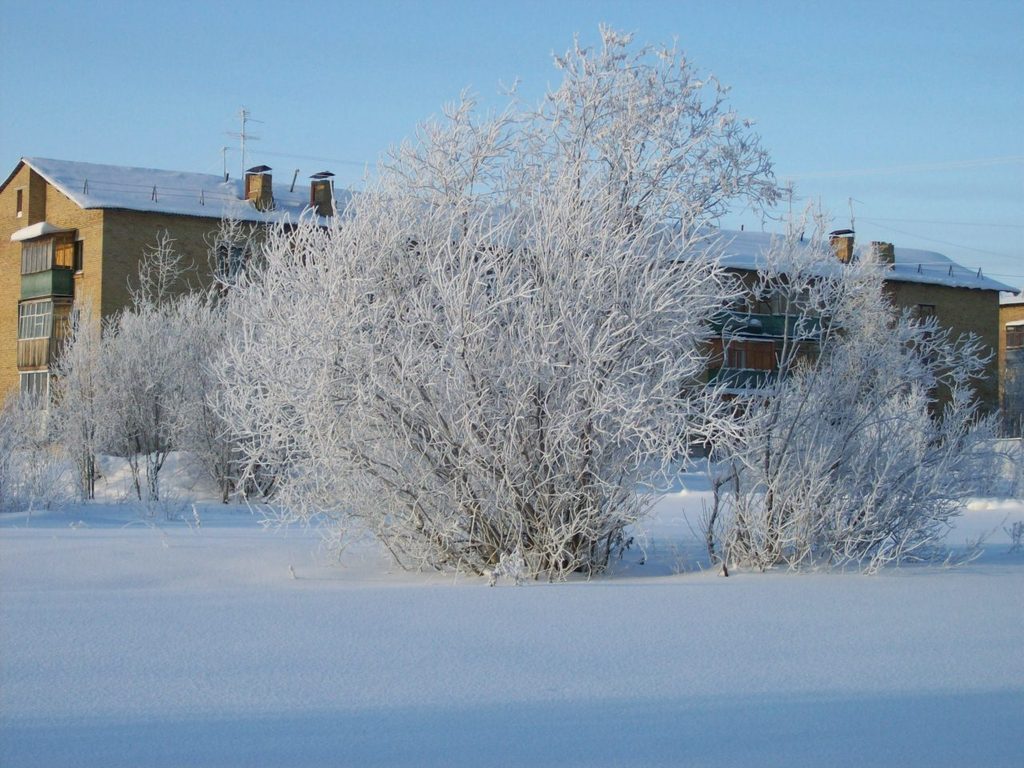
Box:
(220, 27, 777, 579)
(0, 397, 67, 513)
(706, 228, 999, 573)
(56, 233, 240, 505)
(1007, 521, 1024, 555)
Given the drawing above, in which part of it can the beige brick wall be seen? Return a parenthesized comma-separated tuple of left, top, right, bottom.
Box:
(0, 164, 107, 397)
(0, 165, 31, 397)
(100, 210, 220, 317)
(0, 163, 223, 398)
(887, 281, 1002, 413)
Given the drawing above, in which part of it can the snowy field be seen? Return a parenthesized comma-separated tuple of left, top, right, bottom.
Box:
(2, 457, 1022, 767)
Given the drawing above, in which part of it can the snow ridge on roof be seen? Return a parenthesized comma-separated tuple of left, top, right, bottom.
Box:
(23, 157, 349, 224)
(714, 229, 1019, 294)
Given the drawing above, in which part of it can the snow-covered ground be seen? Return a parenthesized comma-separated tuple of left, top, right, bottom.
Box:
(1, 458, 1022, 767)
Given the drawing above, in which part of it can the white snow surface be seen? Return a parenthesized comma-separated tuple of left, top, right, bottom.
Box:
(9, 221, 76, 242)
(1, 458, 1022, 767)
(717, 229, 1019, 294)
(19, 157, 350, 224)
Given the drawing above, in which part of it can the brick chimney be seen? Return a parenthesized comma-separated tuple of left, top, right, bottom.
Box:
(829, 229, 855, 264)
(309, 171, 335, 217)
(244, 165, 274, 211)
(871, 241, 895, 267)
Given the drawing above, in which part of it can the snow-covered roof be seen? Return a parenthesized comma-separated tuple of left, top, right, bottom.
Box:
(16, 157, 350, 224)
(714, 229, 1019, 294)
(10, 221, 76, 242)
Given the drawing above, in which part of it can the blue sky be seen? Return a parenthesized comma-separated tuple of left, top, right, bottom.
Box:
(2, 0, 1020, 286)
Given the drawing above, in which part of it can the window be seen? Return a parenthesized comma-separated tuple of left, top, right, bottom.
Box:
(16, 188, 23, 218)
(73, 240, 84, 273)
(917, 304, 936, 319)
(19, 371, 49, 408)
(726, 343, 747, 369)
(1008, 325, 1024, 350)
(216, 241, 248, 283)
(18, 300, 53, 339)
(21, 240, 53, 274)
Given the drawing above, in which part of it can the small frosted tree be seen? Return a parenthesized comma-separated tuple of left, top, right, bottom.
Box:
(175, 294, 238, 503)
(705, 226, 999, 573)
(99, 233, 200, 502)
(54, 231, 242, 506)
(1003, 358, 1024, 437)
(52, 299, 103, 500)
(0, 395, 66, 513)
(220, 27, 777, 579)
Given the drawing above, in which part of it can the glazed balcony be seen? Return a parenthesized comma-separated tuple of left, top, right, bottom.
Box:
(711, 311, 822, 339)
(20, 237, 76, 299)
(21, 268, 74, 300)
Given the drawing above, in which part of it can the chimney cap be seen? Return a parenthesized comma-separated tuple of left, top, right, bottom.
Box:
(829, 228, 855, 237)
(310, 171, 335, 180)
(246, 164, 273, 174)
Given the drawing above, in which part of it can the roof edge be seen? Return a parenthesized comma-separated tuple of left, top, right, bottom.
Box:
(0, 158, 29, 196)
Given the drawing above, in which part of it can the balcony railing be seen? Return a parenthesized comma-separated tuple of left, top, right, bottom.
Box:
(21, 268, 74, 300)
(711, 311, 823, 339)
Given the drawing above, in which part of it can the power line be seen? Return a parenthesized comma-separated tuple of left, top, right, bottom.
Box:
(865, 220, 1014, 260)
(780, 154, 1024, 180)
(256, 149, 371, 169)
(860, 216, 1024, 229)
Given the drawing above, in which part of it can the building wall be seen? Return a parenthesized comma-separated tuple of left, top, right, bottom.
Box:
(721, 266, 1002, 412)
(999, 301, 1024, 433)
(100, 210, 220, 318)
(886, 281, 1001, 413)
(0, 164, 223, 399)
(0, 164, 104, 396)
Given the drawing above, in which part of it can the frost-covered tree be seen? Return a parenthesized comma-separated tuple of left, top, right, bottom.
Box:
(175, 295, 238, 503)
(51, 299, 103, 500)
(55, 234, 240, 505)
(0, 395, 66, 513)
(1002, 360, 1024, 437)
(220, 27, 777, 579)
(705, 225, 999, 573)
(99, 234, 204, 502)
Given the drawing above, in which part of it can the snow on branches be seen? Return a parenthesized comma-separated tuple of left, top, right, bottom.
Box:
(219, 28, 778, 579)
(705, 222, 1000, 573)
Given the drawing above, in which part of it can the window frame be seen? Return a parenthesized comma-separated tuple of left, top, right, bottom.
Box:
(19, 371, 49, 408)
(1007, 325, 1024, 350)
(18, 300, 54, 340)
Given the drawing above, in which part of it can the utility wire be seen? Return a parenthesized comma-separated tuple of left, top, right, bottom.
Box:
(865, 220, 1014, 260)
(257, 149, 371, 169)
(860, 216, 1024, 229)
(780, 154, 1024, 180)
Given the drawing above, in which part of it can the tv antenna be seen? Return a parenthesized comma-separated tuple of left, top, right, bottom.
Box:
(227, 107, 262, 180)
(848, 197, 863, 232)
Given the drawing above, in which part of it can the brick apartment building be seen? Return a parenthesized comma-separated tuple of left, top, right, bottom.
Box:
(0, 156, 1018, 413)
(0, 157, 340, 401)
(706, 229, 1018, 413)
